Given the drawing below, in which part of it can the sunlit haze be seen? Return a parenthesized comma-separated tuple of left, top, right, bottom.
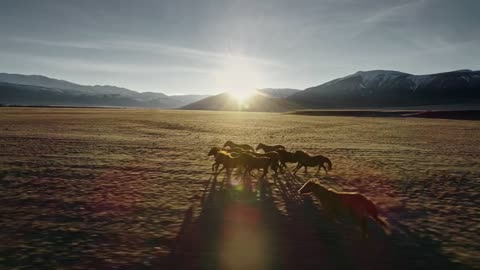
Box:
(213, 56, 264, 99)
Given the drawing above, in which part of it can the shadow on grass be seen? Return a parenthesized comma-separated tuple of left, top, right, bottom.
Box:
(158, 171, 469, 270)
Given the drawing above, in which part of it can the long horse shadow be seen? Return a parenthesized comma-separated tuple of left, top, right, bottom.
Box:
(156, 169, 469, 270)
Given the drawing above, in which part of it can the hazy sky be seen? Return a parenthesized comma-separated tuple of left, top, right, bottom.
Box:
(1, 0, 479, 94)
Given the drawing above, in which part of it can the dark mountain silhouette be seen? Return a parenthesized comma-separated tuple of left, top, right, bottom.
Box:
(3, 70, 480, 110)
(257, 88, 301, 98)
(181, 92, 303, 112)
(0, 82, 183, 108)
(0, 73, 140, 96)
(288, 70, 480, 108)
(169, 94, 210, 105)
(0, 73, 208, 108)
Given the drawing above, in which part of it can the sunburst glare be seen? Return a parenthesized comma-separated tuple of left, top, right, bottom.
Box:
(227, 89, 258, 103)
(212, 56, 265, 104)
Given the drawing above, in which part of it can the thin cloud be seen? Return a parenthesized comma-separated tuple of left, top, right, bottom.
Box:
(9, 37, 287, 69)
(363, 0, 423, 23)
(0, 51, 212, 75)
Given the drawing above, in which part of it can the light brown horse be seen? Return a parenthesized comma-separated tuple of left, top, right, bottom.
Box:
(208, 146, 249, 173)
(224, 140, 255, 152)
(214, 151, 245, 177)
(292, 150, 332, 175)
(299, 180, 391, 238)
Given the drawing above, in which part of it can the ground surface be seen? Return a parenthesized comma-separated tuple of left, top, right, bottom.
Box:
(0, 108, 479, 269)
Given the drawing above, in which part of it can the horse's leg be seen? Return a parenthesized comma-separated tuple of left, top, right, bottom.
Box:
(261, 165, 268, 179)
(271, 162, 279, 175)
(216, 166, 225, 177)
(244, 167, 252, 178)
(323, 164, 329, 174)
(248, 167, 255, 177)
(315, 165, 321, 176)
(293, 163, 301, 174)
(214, 162, 222, 173)
(279, 161, 288, 173)
(216, 164, 223, 173)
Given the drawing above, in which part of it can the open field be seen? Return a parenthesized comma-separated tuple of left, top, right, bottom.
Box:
(290, 109, 480, 120)
(0, 108, 479, 269)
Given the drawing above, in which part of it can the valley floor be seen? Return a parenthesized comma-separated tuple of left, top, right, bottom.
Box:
(0, 108, 478, 269)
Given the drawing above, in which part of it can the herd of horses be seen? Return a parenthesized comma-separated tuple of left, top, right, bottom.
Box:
(208, 140, 333, 179)
(207, 140, 391, 238)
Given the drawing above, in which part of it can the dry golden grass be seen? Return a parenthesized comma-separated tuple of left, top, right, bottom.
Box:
(0, 107, 478, 269)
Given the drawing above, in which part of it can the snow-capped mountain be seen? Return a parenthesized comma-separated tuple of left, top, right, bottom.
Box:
(288, 70, 480, 108)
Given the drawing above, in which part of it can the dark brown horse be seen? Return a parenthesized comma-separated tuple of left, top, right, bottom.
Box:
(299, 180, 391, 238)
(276, 149, 297, 168)
(256, 143, 286, 152)
(292, 150, 332, 175)
(223, 141, 254, 152)
(214, 151, 273, 180)
(247, 151, 280, 174)
(238, 153, 273, 179)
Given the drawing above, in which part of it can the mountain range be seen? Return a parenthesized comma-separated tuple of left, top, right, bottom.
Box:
(0, 73, 208, 108)
(288, 69, 480, 108)
(1, 70, 479, 110)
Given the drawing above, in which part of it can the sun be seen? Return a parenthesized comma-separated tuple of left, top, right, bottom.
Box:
(211, 55, 265, 104)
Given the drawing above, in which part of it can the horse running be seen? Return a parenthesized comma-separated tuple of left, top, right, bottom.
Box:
(275, 149, 297, 171)
(208, 146, 248, 173)
(214, 151, 245, 178)
(256, 143, 286, 152)
(292, 150, 332, 175)
(223, 141, 255, 152)
(238, 153, 273, 179)
(298, 180, 391, 238)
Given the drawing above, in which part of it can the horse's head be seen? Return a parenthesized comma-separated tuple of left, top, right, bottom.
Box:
(255, 143, 264, 151)
(298, 180, 317, 194)
(208, 147, 220, 157)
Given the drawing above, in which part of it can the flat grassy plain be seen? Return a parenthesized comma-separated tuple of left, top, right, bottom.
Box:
(0, 108, 479, 269)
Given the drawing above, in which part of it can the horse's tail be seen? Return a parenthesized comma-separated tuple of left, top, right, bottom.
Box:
(324, 157, 332, 171)
(366, 199, 391, 235)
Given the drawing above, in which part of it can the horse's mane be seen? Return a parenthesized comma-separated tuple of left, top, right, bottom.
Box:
(217, 150, 232, 156)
